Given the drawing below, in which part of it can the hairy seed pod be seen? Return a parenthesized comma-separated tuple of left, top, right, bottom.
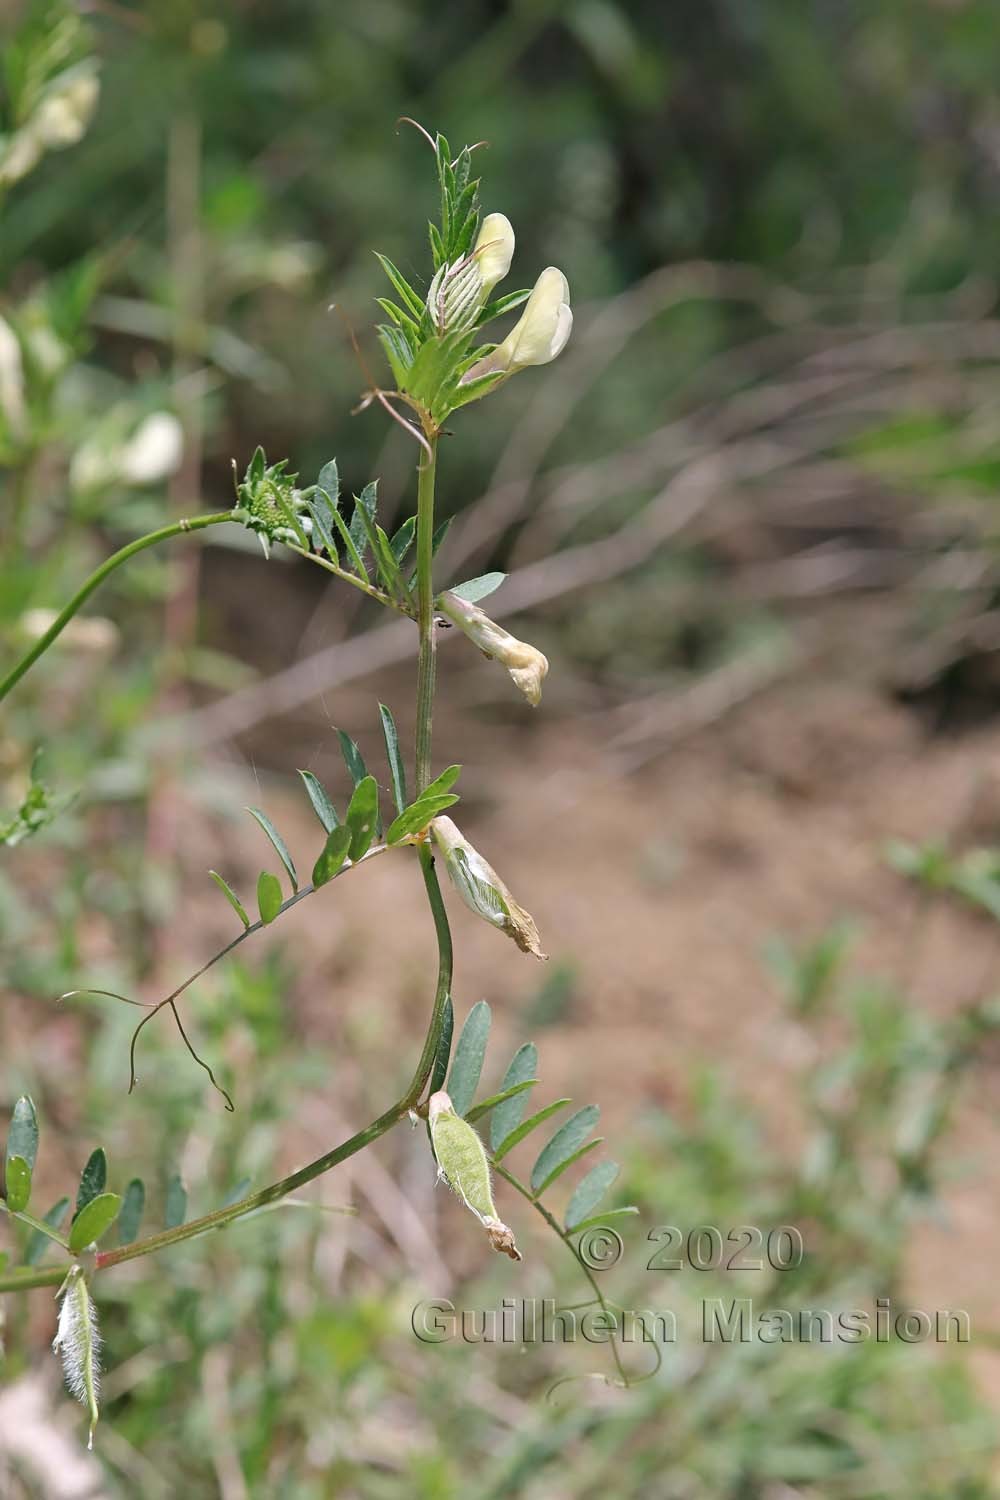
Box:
(53, 1266, 101, 1449)
(429, 1091, 521, 1261)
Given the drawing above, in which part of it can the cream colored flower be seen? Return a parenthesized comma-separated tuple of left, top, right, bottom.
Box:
(432, 815, 547, 960)
(496, 266, 572, 369)
(437, 590, 548, 707)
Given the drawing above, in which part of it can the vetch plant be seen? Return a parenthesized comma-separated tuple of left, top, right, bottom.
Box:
(0, 123, 641, 1440)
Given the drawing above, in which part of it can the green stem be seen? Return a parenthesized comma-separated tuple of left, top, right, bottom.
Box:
(413, 440, 439, 795)
(0, 512, 235, 703)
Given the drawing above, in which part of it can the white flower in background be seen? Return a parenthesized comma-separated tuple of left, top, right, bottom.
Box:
(427, 211, 514, 333)
(70, 410, 184, 494)
(437, 589, 548, 706)
(120, 411, 184, 484)
(33, 65, 99, 149)
(0, 316, 26, 439)
(0, 63, 99, 187)
(20, 609, 118, 654)
(432, 815, 547, 959)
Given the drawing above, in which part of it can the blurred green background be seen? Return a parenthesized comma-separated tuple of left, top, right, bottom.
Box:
(6, 1, 1000, 1495)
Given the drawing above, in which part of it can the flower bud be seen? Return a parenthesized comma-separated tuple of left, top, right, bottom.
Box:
(428, 1090, 521, 1260)
(473, 213, 515, 295)
(427, 212, 514, 334)
(432, 816, 547, 960)
(437, 591, 548, 707)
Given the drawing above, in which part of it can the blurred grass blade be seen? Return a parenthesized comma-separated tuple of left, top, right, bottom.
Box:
(446, 1000, 491, 1117)
(118, 1179, 145, 1246)
(379, 703, 407, 814)
(565, 1160, 620, 1230)
(530, 1106, 601, 1194)
(247, 807, 298, 893)
(489, 1043, 538, 1150)
(208, 870, 250, 929)
(298, 769, 340, 834)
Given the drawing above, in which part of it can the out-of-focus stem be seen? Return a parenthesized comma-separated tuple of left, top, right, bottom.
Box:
(0, 513, 234, 703)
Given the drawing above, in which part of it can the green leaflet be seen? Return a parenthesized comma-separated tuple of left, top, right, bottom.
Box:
(25, 1196, 70, 1265)
(530, 1106, 601, 1195)
(337, 729, 368, 789)
(564, 1160, 620, 1230)
(69, 1193, 121, 1253)
(446, 1000, 491, 1118)
(6, 1095, 38, 1173)
(385, 793, 460, 845)
(312, 825, 352, 888)
(345, 775, 379, 861)
(447, 572, 506, 605)
(118, 1179, 145, 1245)
(566, 1206, 640, 1237)
(257, 871, 283, 924)
(298, 769, 339, 835)
(75, 1148, 107, 1215)
(246, 807, 298, 893)
(165, 1174, 187, 1230)
(489, 1043, 538, 1151)
(491, 1098, 571, 1162)
(465, 1079, 538, 1126)
(379, 703, 407, 815)
(429, 996, 454, 1097)
(5, 1155, 31, 1212)
(208, 870, 250, 929)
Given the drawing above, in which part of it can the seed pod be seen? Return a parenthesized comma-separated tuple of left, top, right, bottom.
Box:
(432, 816, 547, 959)
(53, 1266, 101, 1449)
(428, 1091, 521, 1261)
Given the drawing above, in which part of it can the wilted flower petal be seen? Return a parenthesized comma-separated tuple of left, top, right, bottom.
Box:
(432, 815, 547, 960)
(437, 590, 548, 706)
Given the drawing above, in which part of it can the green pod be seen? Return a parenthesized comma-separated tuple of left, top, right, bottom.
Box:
(428, 1091, 521, 1261)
